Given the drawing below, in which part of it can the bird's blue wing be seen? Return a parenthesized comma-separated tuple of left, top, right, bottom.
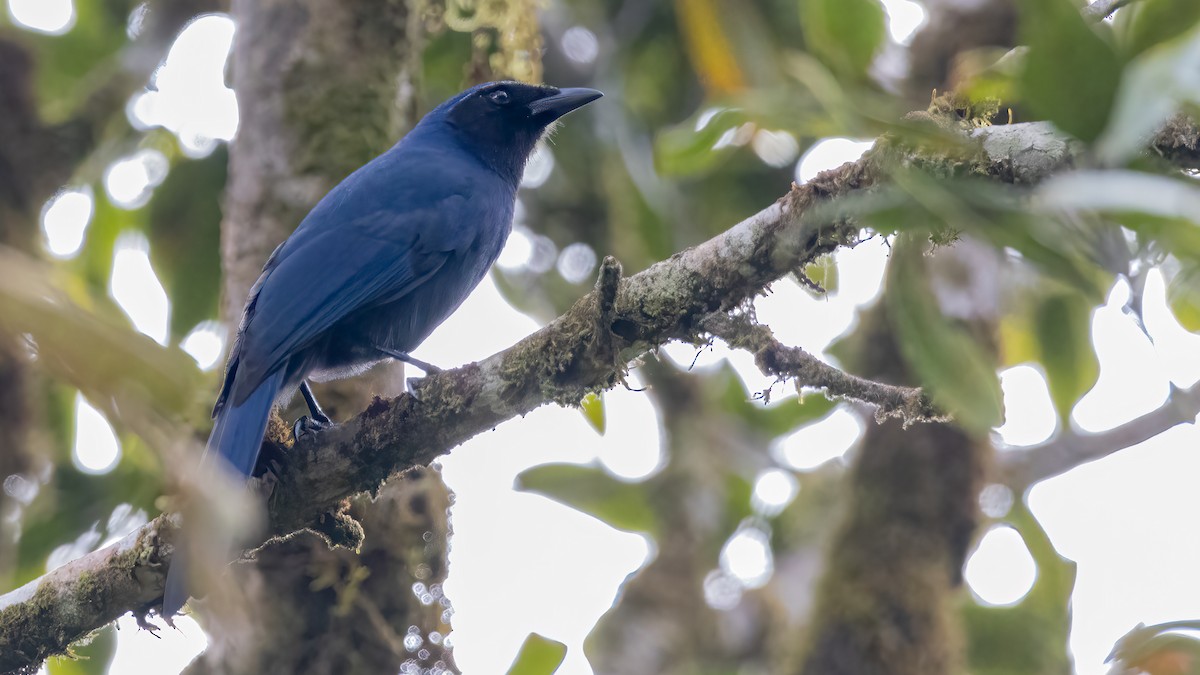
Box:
(228, 205, 460, 404)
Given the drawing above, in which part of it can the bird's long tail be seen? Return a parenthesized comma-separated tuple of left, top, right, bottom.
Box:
(162, 370, 285, 616)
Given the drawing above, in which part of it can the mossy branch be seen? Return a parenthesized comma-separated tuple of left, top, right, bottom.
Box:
(3, 116, 1200, 673)
(702, 313, 943, 424)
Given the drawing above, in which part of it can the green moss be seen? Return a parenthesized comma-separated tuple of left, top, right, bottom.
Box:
(281, 0, 414, 180)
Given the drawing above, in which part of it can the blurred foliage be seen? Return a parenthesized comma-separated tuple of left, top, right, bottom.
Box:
(6, 0, 1200, 673)
(888, 236, 1004, 434)
(517, 462, 662, 535)
(46, 625, 116, 675)
(579, 391, 606, 434)
(26, 0, 137, 121)
(962, 502, 1077, 675)
(1016, 0, 1122, 142)
(1032, 290, 1099, 425)
(1120, 0, 1200, 58)
(798, 0, 884, 80)
(147, 146, 225, 339)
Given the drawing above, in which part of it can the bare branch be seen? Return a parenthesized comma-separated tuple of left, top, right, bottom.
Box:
(4, 116, 1200, 673)
(1001, 381, 1200, 490)
(701, 313, 944, 424)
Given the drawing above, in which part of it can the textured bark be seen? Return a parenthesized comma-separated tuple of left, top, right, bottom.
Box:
(195, 1, 455, 673)
(221, 0, 421, 320)
(182, 468, 455, 675)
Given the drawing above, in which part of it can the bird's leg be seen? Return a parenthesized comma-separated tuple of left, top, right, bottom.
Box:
(376, 347, 443, 375)
(300, 381, 333, 425)
(376, 347, 443, 397)
(293, 380, 334, 440)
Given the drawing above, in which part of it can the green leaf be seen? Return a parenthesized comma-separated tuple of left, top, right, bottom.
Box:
(801, 254, 838, 295)
(654, 108, 746, 177)
(888, 237, 1003, 434)
(30, 0, 129, 121)
(46, 625, 116, 675)
(799, 0, 886, 80)
(516, 463, 659, 535)
(1034, 291, 1098, 424)
(1167, 265, 1200, 332)
(858, 171, 1108, 299)
(1123, 0, 1200, 57)
(963, 501, 1077, 675)
(1017, 0, 1123, 142)
(506, 634, 567, 675)
(148, 147, 226, 340)
(579, 392, 606, 435)
(715, 364, 837, 438)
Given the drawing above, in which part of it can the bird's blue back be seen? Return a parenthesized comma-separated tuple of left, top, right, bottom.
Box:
(221, 112, 516, 409)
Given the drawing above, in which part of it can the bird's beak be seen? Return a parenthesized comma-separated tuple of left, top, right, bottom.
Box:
(528, 87, 604, 121)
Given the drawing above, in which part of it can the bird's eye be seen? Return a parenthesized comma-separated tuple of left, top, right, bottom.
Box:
(487, 90, 511, 106)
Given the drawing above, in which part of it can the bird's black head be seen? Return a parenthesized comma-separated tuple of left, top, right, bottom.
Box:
(432, 81, 602, 185)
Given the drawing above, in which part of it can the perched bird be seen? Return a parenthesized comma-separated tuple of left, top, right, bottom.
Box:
(162, 81, 602, 615)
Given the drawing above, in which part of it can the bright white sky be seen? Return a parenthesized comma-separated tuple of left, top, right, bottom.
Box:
(13, 1, 1200, 674)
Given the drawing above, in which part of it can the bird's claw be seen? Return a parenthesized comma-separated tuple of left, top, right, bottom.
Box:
(293, 414, 334, 441)
(257, 462, 282, 498)
(406, 376, 426, 398)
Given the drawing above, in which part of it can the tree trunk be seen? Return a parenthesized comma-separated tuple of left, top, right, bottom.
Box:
(796, 241, 999, 675)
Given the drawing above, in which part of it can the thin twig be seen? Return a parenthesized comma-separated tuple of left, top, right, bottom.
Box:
(701, 313, 945, 425)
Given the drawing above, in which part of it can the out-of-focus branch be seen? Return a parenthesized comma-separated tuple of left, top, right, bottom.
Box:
(1002, 381, 1200, 490)
(4, 116, 1200, 673)
(702, 313, 943, 424)
(1082, 0, 1141, 22)
(0, 515, 180, 674)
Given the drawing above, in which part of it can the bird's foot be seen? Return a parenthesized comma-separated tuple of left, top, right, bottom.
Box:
(292, 412, 334, 441)
(251, 439, 289, 479)
(256, 461, 282, 499)
(406, 376, 426, 398)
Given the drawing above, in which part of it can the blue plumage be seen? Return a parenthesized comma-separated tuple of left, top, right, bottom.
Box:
(163, 82, 601, 616)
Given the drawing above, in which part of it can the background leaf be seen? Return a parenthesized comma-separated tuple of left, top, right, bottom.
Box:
(516, 463, 659, 535)
(963, 502, 1077, 675)
(888, 238, 1003, 434)
(798, 0, 886, 80)
(1017, 0, 1122, 141)
(579, 392, 606, 435)
(1034, 290, 1098, 425)
(1167, 265, 1200, 332)
(1123, 0, 1200, 57)
(506, 634, 567, 675)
